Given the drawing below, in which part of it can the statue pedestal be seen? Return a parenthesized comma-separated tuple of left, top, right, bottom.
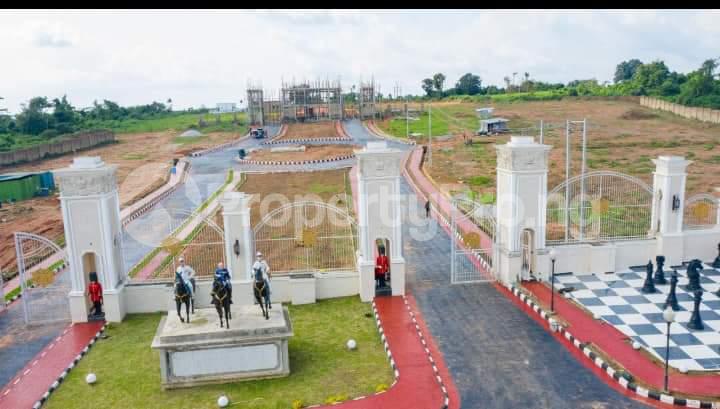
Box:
(151, 305, 293, 389)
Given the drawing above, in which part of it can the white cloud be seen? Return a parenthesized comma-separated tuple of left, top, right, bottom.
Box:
(0, 10, 718, 113)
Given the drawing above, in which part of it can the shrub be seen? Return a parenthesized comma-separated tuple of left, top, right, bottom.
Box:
(467, 175, 493, 187)
(375, 383, 389, 393)
(291, 400, 304, 409)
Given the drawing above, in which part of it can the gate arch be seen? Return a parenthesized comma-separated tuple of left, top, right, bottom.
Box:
(546, 171, 653, 244)
(14, 232, 70, 324)
(683, 193, 720, 230)
(253, 201, 358, 274)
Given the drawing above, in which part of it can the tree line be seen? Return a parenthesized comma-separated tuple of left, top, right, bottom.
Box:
(419, 57, 720, 109)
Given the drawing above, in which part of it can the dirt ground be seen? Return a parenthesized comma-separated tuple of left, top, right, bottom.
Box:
(279, 122, 340, 140)
(0, 130, 241, 277)
(423, 99, 720, 198)
(248, 144, 358, 162)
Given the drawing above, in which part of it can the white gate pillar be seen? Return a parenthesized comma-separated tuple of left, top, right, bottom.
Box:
(221, 191, 254, 281)
(495, 137, 551, 285)
(356, 141, 406, 302)
(651, 156, 691, 266)
(54, 157, 126, 323)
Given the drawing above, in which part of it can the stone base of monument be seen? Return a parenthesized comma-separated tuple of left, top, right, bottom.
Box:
(151, 305, 293, 389)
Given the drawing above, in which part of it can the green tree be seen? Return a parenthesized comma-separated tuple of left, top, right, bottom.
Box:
(16, 97, 53, 135)
(632, 60, 671, 95)
(421, 78, 435, 97)
(613, 59, 643, 83)
(455, 73, 482, 95)
(432, 73, 446, 94)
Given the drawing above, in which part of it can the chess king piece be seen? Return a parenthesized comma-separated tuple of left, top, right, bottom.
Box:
(713, 242, 720, 268)
(687, 289, 704, 330)
(653, 255, 667, 285)
(664, 271, 680, 311)
(641, 259, 657, 293)
(684, 259, 705, 293)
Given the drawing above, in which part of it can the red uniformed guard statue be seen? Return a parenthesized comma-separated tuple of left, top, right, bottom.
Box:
(375, 246, 389, 289)
(87, 272, 103, 317)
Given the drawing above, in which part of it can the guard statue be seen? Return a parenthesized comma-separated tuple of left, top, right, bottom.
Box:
(653, 255, 667, 285)
(641, 260, 657, 294)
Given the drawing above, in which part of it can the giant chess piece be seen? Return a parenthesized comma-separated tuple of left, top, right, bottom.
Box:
(641, 259, 658, 293)
(712, 242, 720, 268)
(687, 289, 705, 330)
(664, 271, 680, 311)
(684, 259, 705, 293)
(653, 255, 667, 285)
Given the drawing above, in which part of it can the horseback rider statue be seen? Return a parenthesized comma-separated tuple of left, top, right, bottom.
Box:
(175, 257, 196, 301)
(215, 261, 233, 304)
(252, 252, 272, 309)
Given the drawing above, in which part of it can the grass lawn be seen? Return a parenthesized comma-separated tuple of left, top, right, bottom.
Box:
(85, 112, 248, 134)
(45, 296, 393, 409)
(376, 103, 479, 142)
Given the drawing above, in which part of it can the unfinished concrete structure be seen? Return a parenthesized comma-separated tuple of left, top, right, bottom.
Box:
(247, 78, 345, 125)
(358, 79, 377, 120)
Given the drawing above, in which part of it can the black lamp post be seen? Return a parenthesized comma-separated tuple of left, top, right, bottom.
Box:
(550, 249, 557, 313)
(662, 306, 676, 392)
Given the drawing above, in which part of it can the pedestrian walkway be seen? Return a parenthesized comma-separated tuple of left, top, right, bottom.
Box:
(0, 321, 104, 409)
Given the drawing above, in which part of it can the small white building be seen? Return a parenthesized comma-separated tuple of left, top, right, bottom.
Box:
(478, 118, 509, 135)
(212, 103, 238, 113)
(476, 107, 495, 119)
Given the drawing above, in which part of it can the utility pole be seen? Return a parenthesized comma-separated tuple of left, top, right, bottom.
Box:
(405, 96, 409, 139)
(428, 102, 432, 166)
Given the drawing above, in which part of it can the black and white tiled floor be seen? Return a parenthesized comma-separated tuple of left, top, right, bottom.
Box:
(553, 262, 720, 371)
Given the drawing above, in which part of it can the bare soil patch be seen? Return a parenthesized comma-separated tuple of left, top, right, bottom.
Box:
(424, 99, 720, 198)
(279, 122, 340, 140)
(0, 130, 241, 276)
(248, 144, 358, 162)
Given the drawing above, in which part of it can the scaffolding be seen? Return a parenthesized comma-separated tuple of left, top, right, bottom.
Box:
(358, 78, 377, 120)
(280, 78, 343, 123)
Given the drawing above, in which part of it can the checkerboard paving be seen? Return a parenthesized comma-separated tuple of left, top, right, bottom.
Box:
(553, 261, 720, 371)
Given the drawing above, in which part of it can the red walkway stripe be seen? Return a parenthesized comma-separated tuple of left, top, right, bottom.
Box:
(0, 321, 104, 409)
(523, 281, 720, 398)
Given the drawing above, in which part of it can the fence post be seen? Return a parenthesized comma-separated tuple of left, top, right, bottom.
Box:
(651, 156, 691, 266)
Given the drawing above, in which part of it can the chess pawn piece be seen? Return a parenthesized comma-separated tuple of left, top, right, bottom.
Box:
(713, 242, 720, 268)
(664, 271, 680, 311)
(641, 259, 657, 293)
(687, 289, 704, 331)
(653, 255, 667, 285)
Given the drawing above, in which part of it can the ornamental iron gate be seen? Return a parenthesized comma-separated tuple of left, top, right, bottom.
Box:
(253, 201, 358, 275)
(546, 171, 654, 244)
(450, 196, 497, 284)
(14, 232, 70, 324)
(683, 194, 720, 230)
(124, 207, 225, 282)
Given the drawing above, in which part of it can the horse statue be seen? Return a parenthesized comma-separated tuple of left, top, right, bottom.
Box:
(174, 277, 194, 323)
(211, 277, 232, 329)
(252, 267, 270, 320)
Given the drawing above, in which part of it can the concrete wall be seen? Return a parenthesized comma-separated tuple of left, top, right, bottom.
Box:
(124, 271, 360, 313)
(545, 228, 720, 277)
(0, 131, 115, 166)
(640, 96, 720, 124)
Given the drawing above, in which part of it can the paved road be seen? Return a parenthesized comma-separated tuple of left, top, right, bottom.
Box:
(397, 180, 649, 408)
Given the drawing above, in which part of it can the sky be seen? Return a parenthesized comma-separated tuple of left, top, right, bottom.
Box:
(0, 9, 718, 114)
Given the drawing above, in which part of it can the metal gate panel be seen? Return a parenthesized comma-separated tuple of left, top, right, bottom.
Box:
(450, 197, 496, 284)
(14, 232, 70, 324)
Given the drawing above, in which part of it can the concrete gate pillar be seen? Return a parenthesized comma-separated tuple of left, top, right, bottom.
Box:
(220, 191, 254, 281)
(54, 157, 126, 323)
(356, 141, 406, 302)
(495, 137, 551, 285)
(651, 156, 691, 266)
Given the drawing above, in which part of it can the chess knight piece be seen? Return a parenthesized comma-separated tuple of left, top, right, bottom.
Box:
(687, 289, 704, 331)
(653, 255, 667, 285)
(683, 259, 705, 293)
(641, 260, 657, 293)
(713, 242, 720, 268)
(664, 271, 680, 311)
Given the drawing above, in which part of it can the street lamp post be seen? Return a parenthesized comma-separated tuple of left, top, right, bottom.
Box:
(550, 249, 557, 313)
(663, 306, 676, 392)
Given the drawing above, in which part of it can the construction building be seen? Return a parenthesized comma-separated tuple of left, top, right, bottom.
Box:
(247, 77, 378, 125)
